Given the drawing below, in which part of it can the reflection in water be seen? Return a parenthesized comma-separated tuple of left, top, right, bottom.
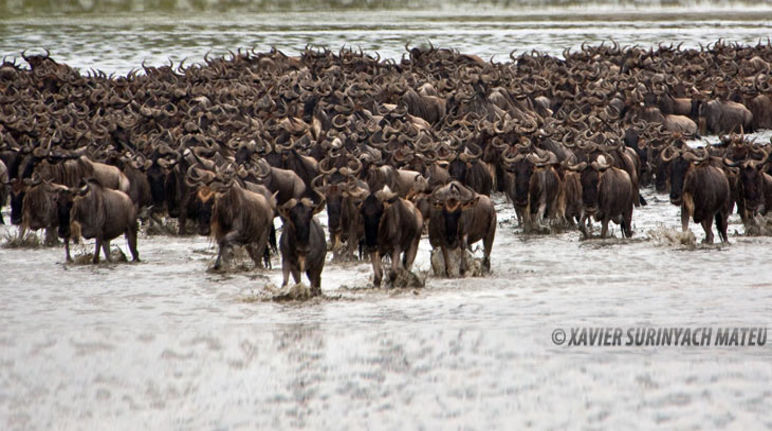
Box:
(2, 9, 772, 74)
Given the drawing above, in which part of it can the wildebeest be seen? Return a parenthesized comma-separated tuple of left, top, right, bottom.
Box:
(526, 151, 564, 230)
(278, 197, 327, 295)
(567, 155, 634, 239)
(360, 185, 423, 287)
(190, 178, 278, 268)
(19, 178, 78, 245)
(429, 181, 496, 276)
(502, 148, 533, 227)
(253, 158, 306, 205)
(723, 147, 772, 221)
(59, 178, 139, 263)
(662, 146, 731, 243)
(315, 174, 369, 260)
(210, 179, 275, 270)
(447, 143, 493, 196)
(697, 100, 753, 135)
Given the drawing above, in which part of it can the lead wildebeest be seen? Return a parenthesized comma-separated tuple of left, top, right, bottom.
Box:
(210, 178, 275, 270)
(360, 185, 423, 287)
(567, 155, 634, 239)
(429, 181, 496, 276)
(58, 178, 139, 263)
(662, 146, 731, 243)
(278, 197, 327, 295)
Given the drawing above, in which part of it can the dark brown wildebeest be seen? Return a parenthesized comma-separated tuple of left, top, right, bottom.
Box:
(190, 177, 278, 268)
(314, 173, 369, 260)
(526, 151, 564, 230)
(501, 146, 533, 226)
(278, 197, 327, 295)
(662, 146, 731, 243)
(428, 181, 496, 276)
(210, 179, 275, 270)
(697, 100, 753, 135)
(19, 178, 79, 245)
(37, 155, 131, 193)
(567, 155, 634, 239)
(60, 178, 139, 263)
(723, 147, 772, 221)
(360, 185, 423, 287)
(447, 143, 493, 196)
(253, 158, 306, 206)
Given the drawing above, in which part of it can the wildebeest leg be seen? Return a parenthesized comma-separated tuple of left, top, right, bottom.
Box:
(308, 267, 323, 296)
(404, 238, 419, 273)
(281, 257, 291, 287)
(44, 227, 58, 246)
(93, 239, 102, 264)
(127, 226, 140, 262)
(246, 243, 263, 269)
(483, 232, 494, 272)
(369, 251, 382, 287)
(102, 240, 112, 263)
(389, 247, 401, 284)
(600, 217, 610, 239)
(64, 237, 72, 262)
(701, 217, 715, 244)
(681, 205, 691, 233)
(214, 234, 236, 270)
(623, 208, 634, 238)
(441, 245, 452, 277)
(578, 214, 590, 239)
(716, 211, 729, 243)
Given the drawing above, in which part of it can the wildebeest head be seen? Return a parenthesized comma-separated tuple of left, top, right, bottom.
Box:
(21, 179, 66, 231)
(567, 155, 611, 215)
(53, 188, 74, 239)
(360, 186, 398, 249)
(146, 157, 170, 211)
(279, 197, 324, 261)
(725, 148, 770, 215)
(10, 178, 26, 225)
(193, 186, 216, 236)
(662, 146, 706, 205)
(432, 181, 478, 248)
(504, 154, 533, 207)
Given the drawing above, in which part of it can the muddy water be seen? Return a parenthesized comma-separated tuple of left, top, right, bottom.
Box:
(2, 5, 772, 429)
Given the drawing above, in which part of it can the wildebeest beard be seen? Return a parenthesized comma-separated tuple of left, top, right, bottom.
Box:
(442, 204, 463, 248)
(288, 204, 314, 254)
(361, 194, 383, 249)
(668, 157, 690, 205)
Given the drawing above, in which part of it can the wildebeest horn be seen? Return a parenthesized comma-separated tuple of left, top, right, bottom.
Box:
(660, 145, 680, 162)
(564, 160, 587, 172)
(591, 154, 611, 171)
(254, 159, 271, 178)
(683, 147, 708, 163)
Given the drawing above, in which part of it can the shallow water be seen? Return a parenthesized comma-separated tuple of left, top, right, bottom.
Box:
(2, 4, 772, 430)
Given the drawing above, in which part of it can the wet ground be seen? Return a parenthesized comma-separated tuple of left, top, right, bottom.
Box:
(1, 181, 772, 429)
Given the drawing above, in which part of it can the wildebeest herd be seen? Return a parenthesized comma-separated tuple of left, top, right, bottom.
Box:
(1, 41, 772, 293)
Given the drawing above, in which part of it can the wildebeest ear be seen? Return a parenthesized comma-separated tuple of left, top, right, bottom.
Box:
(278, 198, 297, 220)
(462, 197, 480, 210)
